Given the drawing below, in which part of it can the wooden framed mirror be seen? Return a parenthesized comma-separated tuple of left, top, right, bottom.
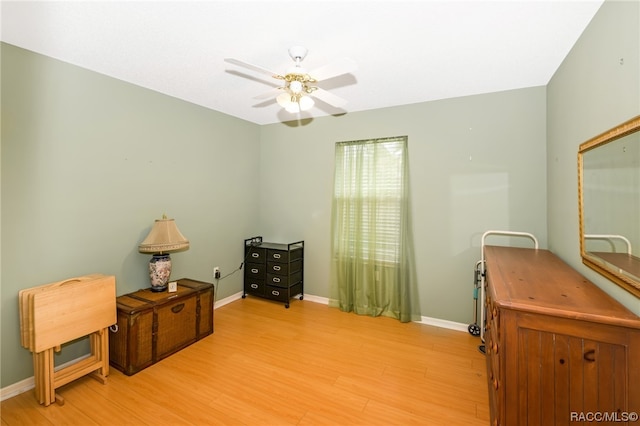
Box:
(578, 115, 640, 297)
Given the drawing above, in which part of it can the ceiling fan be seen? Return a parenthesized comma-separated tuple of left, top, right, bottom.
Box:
(224, 46, 357, 114)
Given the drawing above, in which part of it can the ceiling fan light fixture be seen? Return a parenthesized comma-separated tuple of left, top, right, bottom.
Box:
(276, 92, 293, 108)
(289, 80, 303, 94)
(284, 101, 301, 114)
(276, 92, 313, 114)
(277, 92, 300, 113)
(298, 95, 314, 111)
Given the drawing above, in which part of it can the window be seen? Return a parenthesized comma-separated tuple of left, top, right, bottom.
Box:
(330, 136, 421, 322)
(332, 138, 405, 264)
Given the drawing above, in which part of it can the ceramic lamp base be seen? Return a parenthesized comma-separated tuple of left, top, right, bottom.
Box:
(149, 253, 171, 292)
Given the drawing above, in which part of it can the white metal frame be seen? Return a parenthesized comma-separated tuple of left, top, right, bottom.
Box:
(479, 230, 539, 342)
(584, 234, 632, 255)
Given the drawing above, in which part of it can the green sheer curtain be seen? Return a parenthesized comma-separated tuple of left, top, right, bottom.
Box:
(329, 136, 421, 322)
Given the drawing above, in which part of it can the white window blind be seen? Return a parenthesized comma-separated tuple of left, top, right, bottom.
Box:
(333, 137, 406, 264)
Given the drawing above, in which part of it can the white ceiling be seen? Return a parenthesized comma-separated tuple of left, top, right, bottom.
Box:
(1, 0, 605, 125)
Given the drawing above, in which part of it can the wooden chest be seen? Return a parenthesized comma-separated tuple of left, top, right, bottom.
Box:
(484, 246, 640, 425)
(109, 278, 214, 375)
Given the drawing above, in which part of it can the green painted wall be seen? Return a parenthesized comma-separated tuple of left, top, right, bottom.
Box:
(258, 87, 548, 323)
(1, 43, 261, 388)
(547, 0, 640, 314)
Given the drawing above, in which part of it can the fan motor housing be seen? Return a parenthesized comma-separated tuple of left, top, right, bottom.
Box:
(288, 45, 308, 61)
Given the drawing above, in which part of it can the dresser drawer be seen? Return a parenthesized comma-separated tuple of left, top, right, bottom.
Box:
(265, 285, 289, 302)
(245, 247, 266, 263)
(267, 258, 302, 275)
(266, 281, 303, 302)
(244, 279, 265, 295)
(267, 269, 302, 288)
(485, 325, 502, 426)
(267, 247, 303, 262)
(487, 330, 500, 389)
(245, 263, 266, 279)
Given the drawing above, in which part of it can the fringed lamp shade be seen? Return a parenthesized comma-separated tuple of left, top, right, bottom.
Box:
(138, 217, 189, 254)
(139, 216, 189, 292)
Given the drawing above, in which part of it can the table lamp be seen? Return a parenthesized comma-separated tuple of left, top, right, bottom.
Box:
(138, 215, 189, 292)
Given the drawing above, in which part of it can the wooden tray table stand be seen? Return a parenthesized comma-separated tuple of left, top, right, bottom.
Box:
(19, 275, 116, 406)
(32, 328, 110, 406)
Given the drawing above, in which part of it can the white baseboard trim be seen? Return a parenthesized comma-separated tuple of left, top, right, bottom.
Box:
(0, 354, 91, 401)
(299, 294, 329, 304)
(293, 294, 469, 332)
(2, 293, 470, 401)
(416, 316, 469, 333)
(1, 376, 34, 401)
(214, 291, 244, 308)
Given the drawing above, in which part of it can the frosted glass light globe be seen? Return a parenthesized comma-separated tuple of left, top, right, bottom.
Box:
(289, 80, 303, 94)
(298, 95, 314, 111)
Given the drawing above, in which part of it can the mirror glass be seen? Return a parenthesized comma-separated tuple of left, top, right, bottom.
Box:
(579, 115, 640, 297)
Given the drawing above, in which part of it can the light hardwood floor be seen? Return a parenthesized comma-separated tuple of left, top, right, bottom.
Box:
(1, 297, 489, 425)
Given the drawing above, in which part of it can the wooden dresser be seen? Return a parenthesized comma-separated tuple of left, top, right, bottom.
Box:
(484, 246, 640, 425)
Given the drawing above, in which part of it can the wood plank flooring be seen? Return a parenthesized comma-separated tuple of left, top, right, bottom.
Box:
(1, 297, 489, 425)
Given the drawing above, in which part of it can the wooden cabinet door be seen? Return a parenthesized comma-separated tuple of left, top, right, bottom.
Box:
(509, 313, 635, 425)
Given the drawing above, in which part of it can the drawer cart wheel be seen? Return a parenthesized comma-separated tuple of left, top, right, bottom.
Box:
(468, 323, 481, 336)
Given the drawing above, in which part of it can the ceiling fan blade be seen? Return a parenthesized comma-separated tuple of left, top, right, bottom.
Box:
(311, 88, 348, 109)
(253, 87, 285, 100)
(224, 58, 283, 79)
(309, 58, 357, 81)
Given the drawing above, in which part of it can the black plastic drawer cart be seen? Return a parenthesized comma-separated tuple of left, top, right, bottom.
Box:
(242, 236, 304, 308)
